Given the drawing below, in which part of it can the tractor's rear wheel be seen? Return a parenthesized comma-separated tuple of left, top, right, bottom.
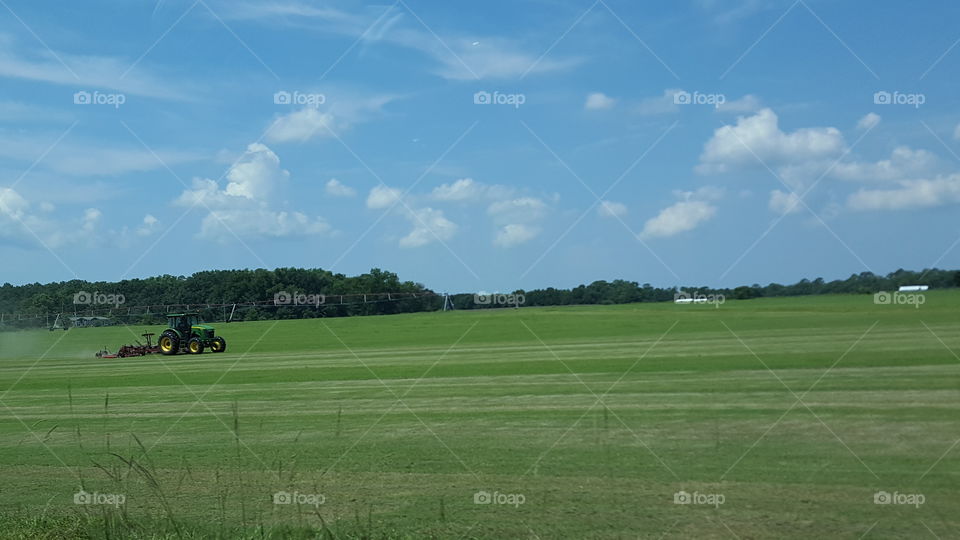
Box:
(159, 331, 179, 355)
(187, 337, 204, 354)
(210, 337, 227, 353)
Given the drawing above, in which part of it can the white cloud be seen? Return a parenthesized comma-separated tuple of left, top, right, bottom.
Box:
(488, 197, 547, 223)
(174, 143, 329, 240)
(831, 146, 937, 182)
(431, 178, 483, 201)
(768, 190, 803, 215)
(430, 178, 514, 202)
(598, 200, 627, 218)
(197, 208, 330, 239)
(266, 108, 338, 143)
(717, 94, 762, 113)
(488, 197, 547, 247)
(494, 223, 539, 247)
(697, 108, 845, 174)
(0, 187, 28, 219)
(0, 36, 194, 100)
(639, 187, 721, 240)
(0, 186, 108, 248)
(399, 207, 457, 248)
(325, 178, 356, 197)
(847, 174, 960, 211)
(435, 38, 579, 80)
(225, 6, 578, 80)
(136, 214, 159, 236)
(585, 92, 616, 110)
(366, 185, 402, 209)
(857, 112, 881, 131)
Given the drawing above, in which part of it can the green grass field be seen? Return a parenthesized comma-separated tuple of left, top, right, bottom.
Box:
(0, 292, 958, 538)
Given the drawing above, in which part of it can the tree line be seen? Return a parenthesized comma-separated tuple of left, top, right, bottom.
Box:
(0, 267, 957, 330)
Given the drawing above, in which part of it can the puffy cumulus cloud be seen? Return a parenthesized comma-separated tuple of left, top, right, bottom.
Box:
(175, 143, 330, 241)
(223, 143, 288, 199)
(487, 197, 547, 247)
(857, 112, 881, 131)
(266, 93, 396, 144)
(847, 174, 960, 211)
(136, 214, 159, 237)
(697, 108, 845, 174)
(495, 223, 539, 247)
(488, 197, 547, 223)
(598, 200, 627, 218)
(266, 108, 338, 143)
(639, 187, 722, 240)
(0, 187, 108, 247)
(363, 184, 459, 248)
(366, 185, 402, 209)
(0, 187, 28, 219)
(768, 190, 803, 215)
(831, 146, 938, 182)
(325, 178, 355, 197)
(399, 207, 457, 248)
(585, 92, 616, 110)
(429, 178, 514, 202)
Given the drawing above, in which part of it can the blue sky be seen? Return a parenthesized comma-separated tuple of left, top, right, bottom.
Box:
(1, 0, 959, 293)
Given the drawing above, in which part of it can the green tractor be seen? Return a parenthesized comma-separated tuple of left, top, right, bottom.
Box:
(158, 313, 227, 355)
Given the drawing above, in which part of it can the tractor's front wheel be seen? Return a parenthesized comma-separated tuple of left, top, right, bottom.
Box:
(159, 331, 179, 355)
(187, 337, 204, 354)
(210, 337, 227, 353)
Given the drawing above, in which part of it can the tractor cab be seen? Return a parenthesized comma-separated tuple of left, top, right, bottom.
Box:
(169, 313, 196, 335)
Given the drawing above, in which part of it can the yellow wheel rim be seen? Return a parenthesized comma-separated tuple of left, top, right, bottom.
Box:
(189, 342, 200, 353)
(160, 337, 173, 352)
